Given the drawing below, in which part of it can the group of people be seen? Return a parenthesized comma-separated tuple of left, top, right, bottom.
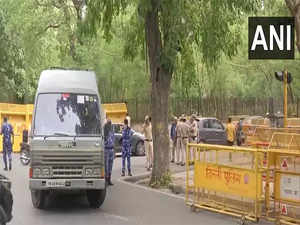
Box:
(170, 115, 197, 166)
(103, 117, 133, 186)
(103, 113, 243, 185)
(103, 113, 153, 187)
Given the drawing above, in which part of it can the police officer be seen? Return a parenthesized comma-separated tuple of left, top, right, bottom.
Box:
(170, 116, 177, 163)
(188, 114, 198, 163)
(104, 119, 115, 186)
(1, 118, 14, 171)
(121, 118, 133, 176)
(180, 116, 190, 166)
(143, 115, 153, 171)
(175, 117, 183, 165)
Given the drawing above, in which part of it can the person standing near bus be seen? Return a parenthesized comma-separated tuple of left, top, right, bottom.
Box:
(121, 119, 133, 176)
(1, 117, 14, 171)
(104, 119, 115, 186)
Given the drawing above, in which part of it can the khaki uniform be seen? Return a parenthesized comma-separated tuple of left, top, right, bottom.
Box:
(188, 120, 198, 162)
(176, 121, 183, 164)
(176, 121, 189, 165)
(181, 122, 190, 165)
(143, 123, 153, 169)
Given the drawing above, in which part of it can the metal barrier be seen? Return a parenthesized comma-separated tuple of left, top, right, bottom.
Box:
(0, 102, 126, 152)
(269, 133, 300, 150)
(186, 143, 264, 222)
(186, 143, 300, 225)
(0, 103, 33, 152)
(245, 127, 300, 149)
(266, 148, 300, 225)
(287, 118, 300, 128)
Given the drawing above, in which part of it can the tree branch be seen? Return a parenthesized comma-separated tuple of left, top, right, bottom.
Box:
(35, 23, 61, 37)
(285, 0, 296, 15)
(44, 24, 61, 31)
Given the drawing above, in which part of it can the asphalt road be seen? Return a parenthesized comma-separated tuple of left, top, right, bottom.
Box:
(1, 154, 239, 225)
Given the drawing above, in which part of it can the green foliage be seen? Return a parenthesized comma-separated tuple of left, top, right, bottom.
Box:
(0, 0, 297, 106)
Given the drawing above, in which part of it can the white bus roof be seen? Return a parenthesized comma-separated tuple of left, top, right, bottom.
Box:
(37, 69, 99, 95)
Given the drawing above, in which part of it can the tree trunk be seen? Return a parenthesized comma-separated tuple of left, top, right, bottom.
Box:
(285, 0, 300, 51)
(145, 4, 172, 185)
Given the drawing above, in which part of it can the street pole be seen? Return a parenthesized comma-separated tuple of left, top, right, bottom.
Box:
(284, 70, 288, 128)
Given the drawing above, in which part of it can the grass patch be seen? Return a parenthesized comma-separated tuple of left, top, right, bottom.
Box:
(150, 171, 172, 188)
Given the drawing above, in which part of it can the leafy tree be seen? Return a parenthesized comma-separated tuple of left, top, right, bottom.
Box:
(84, 0, 259, 185)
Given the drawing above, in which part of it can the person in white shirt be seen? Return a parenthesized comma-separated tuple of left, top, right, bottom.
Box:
(126, 113, 131, 127)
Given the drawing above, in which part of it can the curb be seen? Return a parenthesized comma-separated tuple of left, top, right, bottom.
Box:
(121, 172, 151, 183)
(120, 171, 186, 195)
(117, 176, 185, 201)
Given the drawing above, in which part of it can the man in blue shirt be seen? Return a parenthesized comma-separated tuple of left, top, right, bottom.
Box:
(1, 118, 14, 171)
(170, 116, 177, 163)
(121, 119, 133, 176)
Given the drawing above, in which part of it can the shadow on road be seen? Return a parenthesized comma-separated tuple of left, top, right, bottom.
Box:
(44, 192, 98, 214)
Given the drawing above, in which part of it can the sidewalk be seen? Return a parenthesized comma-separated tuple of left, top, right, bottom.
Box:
(122, 160, 191, 196)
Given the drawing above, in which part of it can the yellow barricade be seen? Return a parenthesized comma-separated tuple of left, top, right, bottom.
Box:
(245, 127, 300, 149)
(287, 118, 300, 128)
(0, 103, 32, 152)
(187, 143, 300, 225)
(186, 144, 264, 222)
(0, 102, 126, 152)
(267, 149, 300, 225)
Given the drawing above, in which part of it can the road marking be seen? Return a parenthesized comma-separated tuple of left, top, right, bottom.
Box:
(103, 212, 129, 222)
(117, 177, 185, 201)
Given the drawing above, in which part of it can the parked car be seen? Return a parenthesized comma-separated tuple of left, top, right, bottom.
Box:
(112, 124, 145, 156)
(0, 174, 13, 225)
(197, 117, 228, 145)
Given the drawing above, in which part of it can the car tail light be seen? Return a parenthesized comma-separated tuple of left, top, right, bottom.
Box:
(29, 167, 33, 178)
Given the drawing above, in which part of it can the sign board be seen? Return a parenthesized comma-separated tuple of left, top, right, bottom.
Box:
(194, 162, 261, 199)
(276, 174, 300, 201)
(248, 17, 295, 59)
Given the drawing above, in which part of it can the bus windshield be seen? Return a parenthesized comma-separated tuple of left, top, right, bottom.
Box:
(33, 93, 101, 136)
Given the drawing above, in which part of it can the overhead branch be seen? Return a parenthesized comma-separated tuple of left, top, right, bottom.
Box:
(35, 23, 61, 37)
(44, 23, 61, 31)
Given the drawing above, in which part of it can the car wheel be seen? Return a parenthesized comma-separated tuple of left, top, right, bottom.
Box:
(135, 141, 145, 156)
(31, 190, 47, 209)
(87, 189, 106, 208)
